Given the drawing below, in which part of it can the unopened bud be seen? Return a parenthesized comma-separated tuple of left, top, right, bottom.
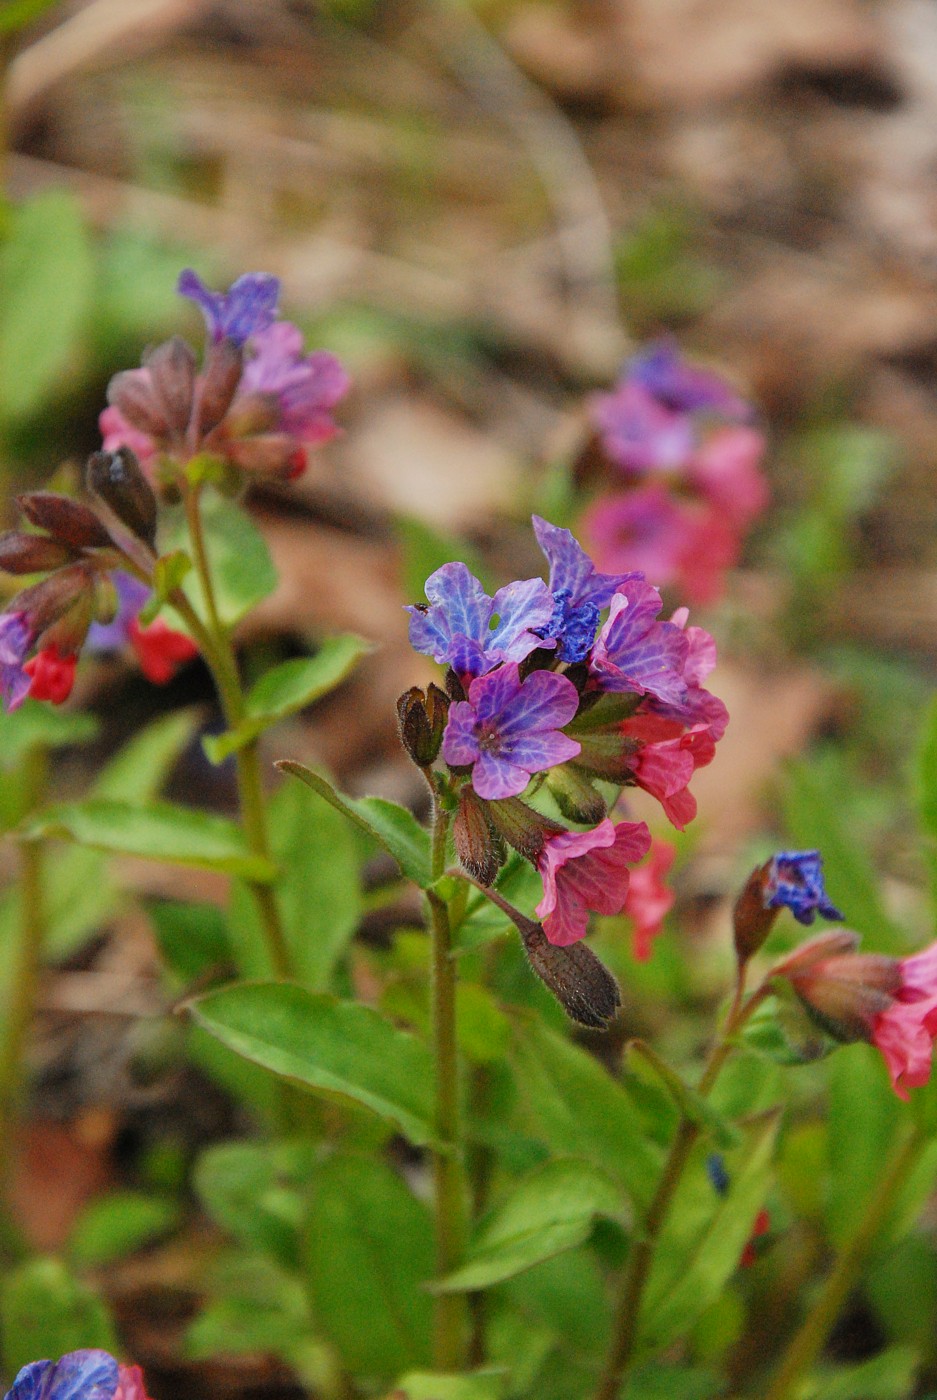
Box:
(145, 336, 197, 435)
(223, 389, 279, 439)
(520, 919, 621, 1029)
(92, 573, 120, 627)
(569, 730, 636, 783)
(16, 493, 111, 551)
(196, 338, 244, 434)
(107, 367, 170, 438)
(453, 788, 504, 886)
(486, 796, 563, 863)
(226, 433, 300, 477)
(37, 587, 94, 657)
(396, 684, 449, 767)
(773, 932, 901, 1043)
(733, 861, 780, 963)
(545, 763, 607, 825)
(0, 531, 76, 575)
(86, 448, 158, 548)
(14, 564, 92, 637)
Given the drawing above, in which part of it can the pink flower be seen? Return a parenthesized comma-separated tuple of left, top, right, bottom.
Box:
(583, 485, 695, 589)
(115, 1365, 151, 1400)
(872, 943, 937, 1099)
(688, 426, 769, 529)
(99, 403, 159, 471)
(535, 817, 651, 947)
(624, 840, 676, 960)
(622, 714, 715, 830)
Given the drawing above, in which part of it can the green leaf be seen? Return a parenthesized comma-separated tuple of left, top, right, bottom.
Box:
(305, 1153, 433, 1377)
(620, 1365, 724, 1400)
(1, 1257, 117, 1373)
(0, 700, 98, 766)
(205, 636, 372, 762)
(639, 1112, 780, 1352)
(185, 1255, 314, 1364)
(68, 1191, 180, 1268)
(277, 761, 431, 887)
(625, 1041, 739, 1149)
(434, 1158, 622, 1292)
(228, 777, 362, 987)
(510, 1019, 662, 1212)
(92, 707, 199, 802)
(169, 493, 277, 627)
(145, 549, 193, 622)
(150, 900, 231, 985)
(188, 982, 437, 1145)
(0, 190, 94, 420)
(802, 1347, 919, 1400)
(25, 799, 276, 881)
(827, 1043, 900, 1243)
(395, 1374, 506, 1400)
(195, 1140, 315, 1270)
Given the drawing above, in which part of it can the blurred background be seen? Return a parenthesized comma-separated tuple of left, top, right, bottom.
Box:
(3, 0, 937, 1392)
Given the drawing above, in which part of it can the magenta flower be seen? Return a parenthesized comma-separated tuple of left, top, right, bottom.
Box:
(872, 993, 937, 1099)
(240, 322, 350, 446)
(653, 609, 729, 740)
(407, 563, 555, 680)
(177, 268, 280, 345)
(624, 839, 676, 960)
(688, 426, 768, 528)
(622, 714, 716, 830)
(531, 514, 635, 663)
(589, 579, 689, 706)
(535, 817, 652, 946)
(442, 662, 580, 799)
(592, 378, 694, 475)
(583, 485, 695, 589)
(0, 611, 33, 711)
(3, 1350, 151, 1400)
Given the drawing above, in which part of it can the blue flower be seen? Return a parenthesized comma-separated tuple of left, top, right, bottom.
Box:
(532, 515, 635, 663)
(177, 269, 280, 346)
(763, 850, 843, 925)
(4, 1351, 118, 1400)
(630, 340, 754, 420)
(406, 562, 555, 679)
(0, 611, 33, 712)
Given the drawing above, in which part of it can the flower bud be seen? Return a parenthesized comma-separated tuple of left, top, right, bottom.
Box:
(107, 367, 170, 438)
(520, 918, 621, 1029)
(16, 493, 111, 551)
(544, 763, 607, 825)
(733, 860, 780, 963)
(144, 336, 197, 435)
(453, 788, 504, 886)
(774, 933, 902, 1044)
(568, 730, 636, 783)
(396, 683, 449, 767)
(37, 587, 94, 657)
(86, 448, 158, 548)
(485, 796, 563, 863)
(226, 433, 301, 477)
(14, 564, 92, 638)
(0, 531, 76, 575)
(196, 337, 244, 434)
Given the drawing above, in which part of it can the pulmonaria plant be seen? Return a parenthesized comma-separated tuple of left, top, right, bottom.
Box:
(583, 340, 768, 605)
(405, 515, 728, 997)
(3, 1350, 151, 1400)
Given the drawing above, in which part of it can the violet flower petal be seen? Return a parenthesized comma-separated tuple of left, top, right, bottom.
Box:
(590, 586, 689, 705)
(178, 269, 280, 346)
(5, 1351, 119, 1400)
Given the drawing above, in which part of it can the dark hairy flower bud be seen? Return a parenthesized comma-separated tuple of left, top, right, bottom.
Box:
(16, 493, 111, 551)
(107, 368, 170, 439)
(520, 918, 621, 1029)
(144, 336, 197, 435)
(196, 338, 244, 435)
(453, 788, 504, 886)
(14, 563, 92, 637)
(86, 448, 158, 548)
(38, 587, 94, 656)
(772, 930, 901, 1043)
(0, 531, 77, 575)
(733, 861, 780, 963)
(396, 684, 449, 767)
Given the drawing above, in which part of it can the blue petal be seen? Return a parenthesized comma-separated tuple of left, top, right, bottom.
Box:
(5, 1352, 118, 1400)
(177, 269, 280, 346)
(532, 515, 632, 610)
(631, 339, 752, 419)
(487, 577, 554, 660)
(765, 851, 844, 925)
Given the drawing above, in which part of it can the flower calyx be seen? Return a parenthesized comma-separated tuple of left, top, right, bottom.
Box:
(396, 683, 449, 768)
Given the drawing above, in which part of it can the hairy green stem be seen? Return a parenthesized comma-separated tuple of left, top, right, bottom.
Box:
(427, 788, 468, 1369)
(0, 748, 48, 1201)
(761, 1126, 923, 1400)
(594, 975, 766, 1400)
(180, 485, 291, 981)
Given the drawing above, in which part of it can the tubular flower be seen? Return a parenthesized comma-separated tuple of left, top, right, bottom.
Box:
(87, 571, 197, 685)
(101, 270, 348, 483)
(0, 611, 34, 711)
(535, 818, 652, 947)
(871, 945, 937, 1099)
(531, 514, 634, 663)
(407, 562, 555, 681)
(621, 714, 716, 830)
(623, 839, 676, 960)
(442, 663, 580, 800)
(589, 580, 690, 707)
(3, 1350, 152, 1400)
(763, 850, 843, 925)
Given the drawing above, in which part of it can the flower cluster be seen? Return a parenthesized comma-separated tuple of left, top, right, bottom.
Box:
(583, 341, 768, 605)
(3, 1349, 150, 1400)
(0, 455, 196, 712)
(405, 516, 728, 949)
(102, 270, 349, 485)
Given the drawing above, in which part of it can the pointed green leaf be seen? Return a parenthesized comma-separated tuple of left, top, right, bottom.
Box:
(0, 699, 98, 765)
(165, 492, 277, 627)
(434, 1158, 623, 1292)
(24, 799, 275, 881)
(510, 1019, 662, 1212)
(205, 635, 371, 763)
(277, 760, 430, 887)
(188, 982, 437, 1145)
(1, 1258, 117, 1374)
(395, 1374, 505, 1400)
(195, 1140, 315, 1270)
(305, 1153, 433, 1376)
(626, 1041, 739, 1149)
(68, 1191, 180, 1268)
(91, 708, 199, 802)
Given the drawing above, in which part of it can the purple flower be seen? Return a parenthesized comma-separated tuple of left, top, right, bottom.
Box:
(763, 850, 843, 926)
(177, 269, 280, 346)
(631, 340, 753, 420)
(86, 571, 150, 652)
(4, 1351, 118, 1400)
(0, 611, 33, 712)
(592, 378, 694, 474)
(650, 609, 729, 740)
(589, 580, 689, 707)
(442, 662, 580, 799)
(407, 563, 555, 679)
(531, 514, 635, 664)
(240, 323, 350, 445)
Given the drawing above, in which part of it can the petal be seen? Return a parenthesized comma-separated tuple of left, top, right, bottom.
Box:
(472, 749, 531, 800)
(494, 669, 580, 740)
(488, 576, 555, 659)
(441, 702, 482, 767)
(532, 515, 633, 609)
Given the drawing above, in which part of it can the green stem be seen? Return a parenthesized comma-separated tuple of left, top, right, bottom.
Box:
(426, 784, 468, 1369)
(179, 485, 291, 981)
(0, 748, 48, 1200)
(594, 975, 766, 1400)
(761, 1126, 924, 1400)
